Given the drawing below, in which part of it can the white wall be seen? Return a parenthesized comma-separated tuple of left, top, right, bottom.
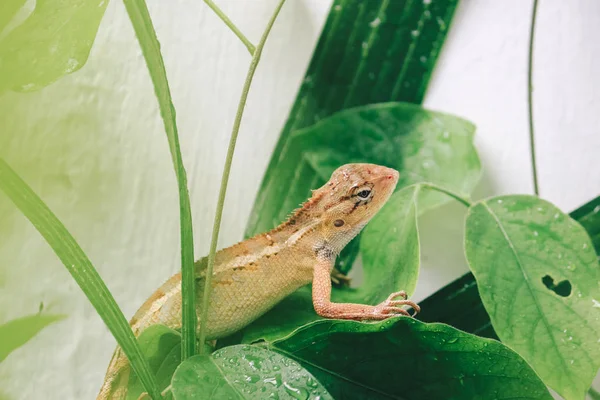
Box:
(0, 0, 598, 398)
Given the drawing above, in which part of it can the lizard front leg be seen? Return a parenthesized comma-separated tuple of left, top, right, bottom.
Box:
(312, 257, 420, 320)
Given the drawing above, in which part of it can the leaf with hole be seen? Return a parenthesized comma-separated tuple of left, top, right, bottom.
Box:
(464, 195, 600, 400)
(170, 345, 332, 400)
(269, 317, 552, 400)
(0, 0, 109, 93)
(0, 313, 65, 362)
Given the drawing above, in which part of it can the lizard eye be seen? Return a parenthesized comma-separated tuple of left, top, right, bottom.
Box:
(357, 189, 372, 199)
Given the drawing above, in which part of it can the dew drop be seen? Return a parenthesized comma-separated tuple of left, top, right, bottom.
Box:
(369, 17, 381, 28)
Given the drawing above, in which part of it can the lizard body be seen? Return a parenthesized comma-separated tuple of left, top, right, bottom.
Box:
(98, 163, 419, 399)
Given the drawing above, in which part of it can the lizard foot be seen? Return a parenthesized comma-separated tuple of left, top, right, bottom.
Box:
(330, 267, 352, 287)
(373, 291, 420, 318)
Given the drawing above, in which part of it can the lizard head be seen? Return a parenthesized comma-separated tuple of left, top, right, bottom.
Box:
(315, 163, 399, 253)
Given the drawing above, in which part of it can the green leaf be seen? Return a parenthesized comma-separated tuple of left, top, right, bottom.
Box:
(127, 325, 182, 400)
(464, 195, 600, 400)
(123, 0, 196, 359)
(171, 345, 333, 400)
(0, 313, 65, 362)
(358, 185, 420, 302)
(418, 195, 600, 339)
(248, 0, 460, 237)
(270, 318, 552, 400)
(249, 102, 480, 236)
(0, 0, 108, 93)
(0, 159, 161, 399)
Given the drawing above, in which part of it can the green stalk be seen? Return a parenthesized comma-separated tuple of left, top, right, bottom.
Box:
(198, 0, 287, 354)
(419, 182, 472, 208)
(0, 159, 162, 399)
(203, 0, 256, 55)
(527, 0, 540, 196)
(123, 0, 197, 360)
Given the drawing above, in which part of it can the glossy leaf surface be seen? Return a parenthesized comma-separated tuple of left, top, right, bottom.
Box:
(465, 195, 600, 400)
(271, 318, 552, 400)
(171, 345, 332, 400)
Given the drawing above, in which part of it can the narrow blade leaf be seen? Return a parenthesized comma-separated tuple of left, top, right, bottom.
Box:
(123, 0, 196, 359)
(0, 159, 161, 399)
(465, 195, 600, 400)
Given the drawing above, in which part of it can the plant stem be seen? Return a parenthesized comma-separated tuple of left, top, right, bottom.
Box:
(419, 183, 472, 208)
(123, 0, 196, 362)
(589, 387, 600, 400)
(198, 0, 287, 354)
(203, 0, 256, 55)
(527, 0, 540, 196)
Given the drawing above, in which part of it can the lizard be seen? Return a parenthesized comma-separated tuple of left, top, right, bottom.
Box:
(97, 163, 420, 399)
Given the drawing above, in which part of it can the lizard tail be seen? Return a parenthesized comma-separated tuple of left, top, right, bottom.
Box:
(97, 348, 130, 400)
(96, 273, 183, 399)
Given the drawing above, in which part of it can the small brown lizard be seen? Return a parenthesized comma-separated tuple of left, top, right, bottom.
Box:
(98, 163, 419, 399)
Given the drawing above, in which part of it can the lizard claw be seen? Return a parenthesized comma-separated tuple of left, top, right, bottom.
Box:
(373, 290, 420, 318)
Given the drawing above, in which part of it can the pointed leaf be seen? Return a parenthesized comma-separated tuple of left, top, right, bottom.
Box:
(0, 313, 65, 362)
(171, 345, 332, 400)
(465, 195, 600, 400)
(357, 184, 420, 302)
(270, 318, 552, 400)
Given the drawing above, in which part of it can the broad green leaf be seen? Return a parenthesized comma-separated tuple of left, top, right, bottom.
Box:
(418, 195, 600, 339)
(465, 195, 600, 400)
(123, 0, 196, 358)
(127, 325, 181, 400)
(171, 345, 333, 400)
(0, 159, 161, 398)
(249, 102, 480, 235)
(0, 313, 65, 362)
(0, 0, 108, 93)
(248, 0, 460, 237)
(270, 318, 552, 400)
(358, 184, 420, 301)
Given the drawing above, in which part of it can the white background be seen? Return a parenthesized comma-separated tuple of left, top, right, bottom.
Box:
(0, 0, 598, 398)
